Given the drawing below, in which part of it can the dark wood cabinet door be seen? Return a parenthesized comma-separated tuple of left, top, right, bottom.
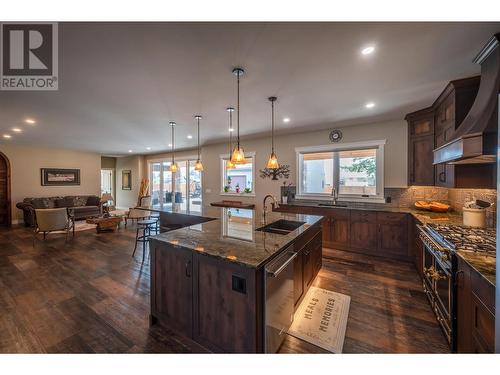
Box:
(302, 246, 313, 289)
(408, 135, 434, 186)
(152, 245, 193, 337)
(293, 250, 304, 306)
(311, 236, 322, 276)
(471, 293, 495, 353)
(376, 213, 409, 259)
(456, 257, 472, 353)
(193, 254, 259, 353)
(349, 211, 377, 253)
(326, 210, 350, 249)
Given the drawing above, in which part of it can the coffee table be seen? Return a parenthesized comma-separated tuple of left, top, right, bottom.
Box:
(86, 216, 122, 233)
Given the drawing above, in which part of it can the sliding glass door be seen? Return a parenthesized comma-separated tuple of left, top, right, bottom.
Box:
(149, 159, 202, 213)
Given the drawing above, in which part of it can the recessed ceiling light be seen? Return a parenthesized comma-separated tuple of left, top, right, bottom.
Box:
(365, 102, 375, 108)
(168, 143, 172, 147)
(228, 127, 234, 132)
(187, 135, 193, 139)
(3, 134, 12, 139)
(25, 118, 36, 124)
(361, 46, 375, 55)
(146, 147, 151, 150)
(11, 127, 22, 133)
(283, 117, 290, 123)
(128, 150, 133, 153)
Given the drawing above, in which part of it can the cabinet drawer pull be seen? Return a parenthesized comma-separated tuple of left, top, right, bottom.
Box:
(185, 260, 192, 277)
(439, 172, 445, 182)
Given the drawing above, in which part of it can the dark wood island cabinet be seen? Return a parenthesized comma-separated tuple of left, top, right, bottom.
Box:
(147, 205, 324, 353)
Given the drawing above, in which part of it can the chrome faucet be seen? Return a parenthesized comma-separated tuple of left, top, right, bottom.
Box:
(263, 194, 279, 223)
(331, 186, 338, 205)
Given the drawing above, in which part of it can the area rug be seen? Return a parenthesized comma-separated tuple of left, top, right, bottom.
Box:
(52, 221, 96, 234)
(288, 286, 351, 353)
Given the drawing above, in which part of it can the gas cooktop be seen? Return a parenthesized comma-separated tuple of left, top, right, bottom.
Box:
(426, 223, 496, 257)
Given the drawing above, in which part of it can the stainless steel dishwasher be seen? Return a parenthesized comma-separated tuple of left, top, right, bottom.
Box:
(264, 245, 296, 353)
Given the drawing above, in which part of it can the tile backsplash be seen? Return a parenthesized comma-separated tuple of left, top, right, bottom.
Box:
(385, 187, 497, 226)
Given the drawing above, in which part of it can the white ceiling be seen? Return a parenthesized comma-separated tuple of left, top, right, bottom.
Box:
(1, 22, 499, 155)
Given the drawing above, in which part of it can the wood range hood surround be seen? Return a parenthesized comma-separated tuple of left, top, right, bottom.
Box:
(433, 33, 500, 165)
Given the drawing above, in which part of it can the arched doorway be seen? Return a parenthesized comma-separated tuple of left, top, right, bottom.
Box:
(0, 152, 11, 227)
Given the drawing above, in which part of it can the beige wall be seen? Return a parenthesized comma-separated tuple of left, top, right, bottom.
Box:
(0, 143, 101, 223)
(144, 119, 408, 212)
(115, 155, 146, 209)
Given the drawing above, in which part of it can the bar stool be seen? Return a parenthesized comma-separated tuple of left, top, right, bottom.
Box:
(132, 219, 157, 262)
(150, 212, 160, 234)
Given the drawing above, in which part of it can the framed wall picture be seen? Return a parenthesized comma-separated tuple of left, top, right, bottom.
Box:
(122, 170, 132, 190)
(41, 168, 81, 186)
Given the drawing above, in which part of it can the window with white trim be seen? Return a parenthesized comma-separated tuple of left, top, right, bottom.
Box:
(296, 140, 385, 202)
(220, 153, 255, 195)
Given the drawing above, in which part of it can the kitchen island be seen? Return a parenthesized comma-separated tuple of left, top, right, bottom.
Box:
(143, 204, 324, 353)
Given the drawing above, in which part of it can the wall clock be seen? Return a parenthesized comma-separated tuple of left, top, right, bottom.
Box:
(329, 129, 343, 143)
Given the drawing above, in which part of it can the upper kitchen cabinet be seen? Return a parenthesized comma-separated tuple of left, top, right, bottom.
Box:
(406, 75, 496, 188)
(433, 77, 480, 188)
(406, 107, 435, 186)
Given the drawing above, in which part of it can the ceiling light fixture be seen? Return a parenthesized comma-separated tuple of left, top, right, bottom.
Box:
(365, 102, 376, 109)
(146, 147, 151, 150)
(3, 134, 12, 139)
(226, 107, 236, 170)
(11, 127, 22, 133)
(361, 46, 375, 55)
(230, 67, 245, 164)
(128, 150, 133, 153)
(266, 96, 279, 169)
(187, 135, 193, 139)
(25, 118, 36, 124)
(283, 117, 290, 123)
(169, 121, 178, 173)
(194, 115, 204, 172)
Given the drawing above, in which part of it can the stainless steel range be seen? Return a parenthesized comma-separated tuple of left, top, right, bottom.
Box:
(417, 223, 496, 351)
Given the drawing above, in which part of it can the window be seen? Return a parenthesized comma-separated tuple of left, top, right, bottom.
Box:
(220, 153, 255, 195)
(148, 157, 202, 213)
(296, 140, 385, 202)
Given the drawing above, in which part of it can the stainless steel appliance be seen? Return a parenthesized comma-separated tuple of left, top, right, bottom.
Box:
(417, 223, 496, 350)
(264, 245, 297, 353)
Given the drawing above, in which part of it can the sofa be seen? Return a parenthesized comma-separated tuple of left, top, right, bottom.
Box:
(16, 195, 102, 227)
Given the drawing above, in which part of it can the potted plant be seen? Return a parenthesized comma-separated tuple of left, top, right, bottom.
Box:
(235, 183, 240, 193)
(224, 185, 230, 193)
(244, 187, 252, 194)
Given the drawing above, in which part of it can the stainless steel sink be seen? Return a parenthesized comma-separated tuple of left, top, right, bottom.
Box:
(318, 203, 348, 207)
(256, 219, 305, 235)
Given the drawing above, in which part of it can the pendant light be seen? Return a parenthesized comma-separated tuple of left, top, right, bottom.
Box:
(226, 107, 236, 170)
(230, 67, 246, 164)
(266, 96, 280, 169)
(168, 121, 178, 173)
(194, 115, 204, 171)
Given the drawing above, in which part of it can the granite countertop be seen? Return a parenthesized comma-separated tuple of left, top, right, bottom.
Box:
(147, 205, 323, 269)
(280, 201, 465, 225)
(455, 250, 496, 287)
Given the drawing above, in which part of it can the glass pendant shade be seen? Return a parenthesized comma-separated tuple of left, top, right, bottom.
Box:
(231, 145, 245, 164)
(266, 151, 279, 169)
(194, 159, 204, 171)
(169, 162, 178, 173)
(226, 159, 235, 170)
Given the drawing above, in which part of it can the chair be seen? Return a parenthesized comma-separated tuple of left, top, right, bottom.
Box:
(132, 219, 157, 263)
(124, 208, 148, 226)
(33, 208, 74, 243)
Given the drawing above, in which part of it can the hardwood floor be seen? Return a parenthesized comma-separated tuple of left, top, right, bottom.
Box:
(0, 223, 449, 353)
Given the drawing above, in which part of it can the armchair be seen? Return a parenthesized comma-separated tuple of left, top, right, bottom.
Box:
(33, 208, 75, 243)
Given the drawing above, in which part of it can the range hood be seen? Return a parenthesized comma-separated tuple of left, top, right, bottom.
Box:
(433, 33, 500, 165)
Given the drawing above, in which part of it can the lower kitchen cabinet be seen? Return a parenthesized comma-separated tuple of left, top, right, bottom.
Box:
(276, 206, 412, 261)
(152, 245, 193, 337)
(323, 210, 350, 250)
(150, 223, 322, 353)
(456, 256, 495, 353)
(377, 212, 409, 259)
(350, 211, 378, 254)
